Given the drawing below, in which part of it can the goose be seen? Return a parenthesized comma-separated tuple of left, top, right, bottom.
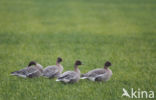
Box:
(43, 57, 63, 78)
(56, 60, 82, 83)
(11, 61, 43, 78)
(81, 61, 112, 82)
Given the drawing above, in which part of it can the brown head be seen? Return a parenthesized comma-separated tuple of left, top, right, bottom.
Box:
(28, 61, 37, 67)
(104, 61, 111, 69)
(57, 57, 62, 63)
(75, 60, 82, 66)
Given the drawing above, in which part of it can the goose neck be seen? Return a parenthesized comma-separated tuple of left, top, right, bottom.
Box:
(56, 62, 61, 67)
(104, 66, 108, 70)
(74, 65, 80, 74)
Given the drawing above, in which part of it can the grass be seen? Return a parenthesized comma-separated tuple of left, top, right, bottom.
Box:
(0, 0, 156, 100)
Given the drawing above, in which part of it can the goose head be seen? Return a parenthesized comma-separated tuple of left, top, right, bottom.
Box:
(56, 57, 62, 65)
(74, 60, 82, 73)
(28, 61, 37, 67)
(75, 60, 82, 66)
(104, 61, 111, 69)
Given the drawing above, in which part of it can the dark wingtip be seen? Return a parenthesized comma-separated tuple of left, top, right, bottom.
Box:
(27, 74, 33, 78)
(57, 57, 62, 63)
(28, 61, 37, 67)
(11, 71, 18, 74)
(11, 72, 14, 74)
(95, 77, 102, 81)
(105, 61, 111, 67)
(81, 74, 85, 77)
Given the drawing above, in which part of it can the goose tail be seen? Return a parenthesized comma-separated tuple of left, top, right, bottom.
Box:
(10, 71, 19, 76)
(11, 71, 27, 78)
(11, 72, 27, 78)
(80, 74, 88, 79)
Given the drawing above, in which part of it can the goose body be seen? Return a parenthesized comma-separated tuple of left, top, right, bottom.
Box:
(11, 61, 43, 78)
(43, 65, 63, 78)
(56, 60, 82, 83)
(43, 57, 63, 78)
(81, 61, 112, 82)
(26, 63, 43, 78)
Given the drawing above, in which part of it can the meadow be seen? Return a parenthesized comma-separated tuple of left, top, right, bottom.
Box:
(0, 0, 156, 100)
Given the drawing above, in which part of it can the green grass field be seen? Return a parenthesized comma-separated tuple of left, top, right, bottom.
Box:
(0, 0, 156, 100)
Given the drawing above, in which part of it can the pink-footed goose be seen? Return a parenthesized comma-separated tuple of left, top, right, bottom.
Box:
(81, 61, 112, 82)
(11, 61, 43, 78)
(56, 60, 82, 83)
(43, 57, 63, 78)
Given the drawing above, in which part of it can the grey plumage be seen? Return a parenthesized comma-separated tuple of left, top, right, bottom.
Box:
(43, 57, 63, 78)
(81, 61, 112, 82)
(82, 68, 106, 78)
(43, 65, 63, 78)
(11, 68, 29, 78)
(26, 64, 43, 78)
(57, 71, 80, 83)
(11, 61, 43, 78)
(56, 60, 82, 83)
